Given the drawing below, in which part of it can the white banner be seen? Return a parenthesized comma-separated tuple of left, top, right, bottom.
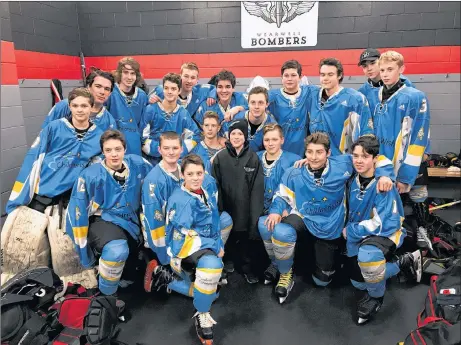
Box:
(241, 1, 319, 49)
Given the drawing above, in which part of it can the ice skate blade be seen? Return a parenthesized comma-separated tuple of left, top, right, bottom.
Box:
(357, 317, 369, 324)
(197, 334, 213, 345)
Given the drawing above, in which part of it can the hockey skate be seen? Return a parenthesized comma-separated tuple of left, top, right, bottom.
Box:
(143, 259, 173, 292)
(263, 263, 278, 285)
(193, 311, 217, 345)
(357, 293, 384, 324)
(219, 269, 228, 286)
(398, 250, 423, 283)
(416, 226, 433, 250)
(275, 269, 294, 304)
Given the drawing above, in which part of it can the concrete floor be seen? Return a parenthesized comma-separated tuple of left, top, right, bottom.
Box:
(117, 179, 460, 345)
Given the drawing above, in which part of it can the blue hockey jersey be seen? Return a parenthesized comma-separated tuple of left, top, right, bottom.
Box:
(150, 83, 215, 118)
(191, 141, 223, 174)
(195, 91, 248, 129)
(42, 99, 117, 132)
(141, 160, 182, 265)
(345, 175, 406, 257)
(270, 154, 394, 240)
(140, 103, 201, 165)
(106, 84, 148, 156)
(6, 118, 104, 213)
(373, 85, 430, 186)
(230, 111, 277, 152)
(358, 75, 413, 117)
(166, 174, 223, 259)
(308, 86, 374, 156)
(257, 150, 301, 214)
(268, 86, 313, 157)
(66, 155, 152, 267)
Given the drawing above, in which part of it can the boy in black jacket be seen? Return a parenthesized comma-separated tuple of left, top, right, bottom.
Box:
(212, 119, 265, 283)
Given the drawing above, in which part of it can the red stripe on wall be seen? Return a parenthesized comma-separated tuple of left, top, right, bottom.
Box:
(1, 41, 18, 85)
(14, 50, 81, 79)
(6, 45, 461, 80)
(85, 45, 461, 79)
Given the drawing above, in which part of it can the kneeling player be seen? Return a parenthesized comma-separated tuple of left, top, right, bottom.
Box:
(148, 154, 229, 345)
(266, 133, 394, 304)
(66, 130, 152, 295)
(344, 136, 422, 324)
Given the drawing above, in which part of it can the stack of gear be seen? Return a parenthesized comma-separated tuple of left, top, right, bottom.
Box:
(398, 260, 461, 345)
(1, 267, 127, 345)
(1, 205, 97, 289)
(427, 151, 461, 168)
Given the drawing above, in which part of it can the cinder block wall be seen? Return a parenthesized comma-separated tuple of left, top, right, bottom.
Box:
(1, 1, 460, 220)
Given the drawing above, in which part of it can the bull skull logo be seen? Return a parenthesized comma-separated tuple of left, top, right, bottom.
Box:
(243, 1, 317, 28)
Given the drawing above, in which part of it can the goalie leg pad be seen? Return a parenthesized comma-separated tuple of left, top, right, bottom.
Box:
(46, 206, 97, 289)
(1, 207, 50, 285)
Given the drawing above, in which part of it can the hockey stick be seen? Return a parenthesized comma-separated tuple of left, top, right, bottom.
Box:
(429, 200, 461, 212)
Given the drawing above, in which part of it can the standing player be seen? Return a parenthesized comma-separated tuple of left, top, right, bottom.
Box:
(233, 86, 277, 152)
(6, 88, 104, 214)
(43, 69, 117, 131)
(307, 58, 374, 156)
(106, 57, 148, 156)
(66, 130, 152, 295)
(257, 124, 300, 284)
(344, 136, 421, 324)
(191, 111, 225, 173)
(266, 60, 313, 157)
(265, 133, 394, 303)
(194, 70, 248, 129)
(147, 154, 232, 345)
(374, 51, 431, 248)
(140, 73, 201, 166)
(358, 48, 413, 116)
(212, 119, 265, 284)
(149, 62, 215, 119)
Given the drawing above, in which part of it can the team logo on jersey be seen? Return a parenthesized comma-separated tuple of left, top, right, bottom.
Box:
(419, 99, 427, 113)
(75, 206, 81, 221)
(244, 167, 255, 173)
(154, 210, 163, 221)
(149, 183, 156, 197)
(341, 100, 348, 106)
(399, 104, 405, 111)
(343, 171, 351, 177)
(417, 127, 424, 141)
(367, 118, 373, 130)
(322, 197, 327, 202)
(77, 177, 86, 192)
(243, 1, 316, 28)
(167, 209, 176, 222)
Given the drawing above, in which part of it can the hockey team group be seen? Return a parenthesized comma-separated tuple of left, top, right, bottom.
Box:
(3, 47, 431, 344)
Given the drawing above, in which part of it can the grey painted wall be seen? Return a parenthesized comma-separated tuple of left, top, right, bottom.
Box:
(8, 1, 81, 55)
(76, 1, 460, 56)
(1, 1, 13, 41)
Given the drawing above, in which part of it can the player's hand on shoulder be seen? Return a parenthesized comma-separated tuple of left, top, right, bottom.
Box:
(293, 158, 308, 168)
(377, 176, 393, 193)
